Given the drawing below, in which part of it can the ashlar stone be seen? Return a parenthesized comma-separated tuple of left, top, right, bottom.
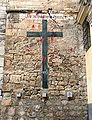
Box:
(1, 98, 12, 106)
(0, 67, 3, 73)
(10, 75, 21, 83)
(0, 57, 4, 67)
(0, 74, 3, 80)
(0, 80, 3, 89)
(19, 110, 25, 116)
(8, 107, 16, 116)
(1, 1, 87, 120)
(3, 83, 12, 92)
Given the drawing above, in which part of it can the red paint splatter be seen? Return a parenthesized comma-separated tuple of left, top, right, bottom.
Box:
(42, 15, 45, 18)
(32, 24, 35, 29)
(42, 56, 46, 63)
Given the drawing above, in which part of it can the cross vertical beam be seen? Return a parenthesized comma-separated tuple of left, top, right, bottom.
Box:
(42, 20, 48, 88)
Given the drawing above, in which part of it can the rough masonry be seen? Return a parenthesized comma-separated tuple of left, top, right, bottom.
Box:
(0, 0, 6, 98)
(0, 0, 88, 120)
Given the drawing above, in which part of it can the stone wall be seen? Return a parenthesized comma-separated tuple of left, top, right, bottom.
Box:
(0, 0, 6, 119)
(0, 0, 6, 98)
(7, 0, 80, 12)
(1, 0, 88, 120)
(1, 13, 88, 120)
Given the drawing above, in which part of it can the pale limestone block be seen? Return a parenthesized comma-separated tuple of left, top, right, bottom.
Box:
(6, 29, 15, 36)
(8, 107, 16, 116)
(0, 57, 4, 66)
(0, 34, 5, 38)
(0, 67, 3, 73)
(0, 21, 5, 26)
(3, 83, 11, 92)
(0, 74, 3, 80)
(0, 46, 5, 55)
(0, 0, 7, 2)
(0, 80, 3, 89)
(0, 6, 6, 11)
(3, 93, 11, 98)
(19, 110, 25, 116)
(19, 118, 24, 120)
(1, 98, 12, 106)
(0, 96, 2, 100)
(0, 13, 6, 18)
(10, 75, 21, 83)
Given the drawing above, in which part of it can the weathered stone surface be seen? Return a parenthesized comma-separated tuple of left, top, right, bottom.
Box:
(10, 75, 21, 83)
(0, 57, 4, 67)
(0, 46, 5, 55)
(3, 93, 11, 98)
(0, 74, 3, 80)
(0, 67, 3, 73)
(1, 98, 12, 106)
(8, 107, 16, 116)
(7, 0, 80, 12)
(19, 110, 25, 116)
(19, 118, 25, 120)
(3, 83, 12, 91)
(0, 80, 3, 89)
(0, 0, 88, 120)
(0, 2, 6, 98)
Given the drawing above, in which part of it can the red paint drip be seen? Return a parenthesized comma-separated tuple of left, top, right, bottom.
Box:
(42, 15, 45, 18)
(42, 56, 46, 63)
(32, 24, 35, 29)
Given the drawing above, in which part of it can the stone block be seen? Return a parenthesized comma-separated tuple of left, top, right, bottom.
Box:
(0, 29, 5, 33)
(1, 98, 12, 106)
(19, 110, 25, 116)
(8, 107, 16, 116)
(0, 80, 3, 89)
(10, 75, 21, 83)
(0, 95, 2, 100)
(30, 81, 35, 86)
(56, 86, 64, 90)
(7, 116, 13, 120)
(19, 118, 24, 120)
(3, 83, 11, 92)
(0, 21, 4, 26)
(0, 57, 4, 67)
(0, 46, 5, 55)
(0, 37, 5, 45)
(0, 74, 3, 80)
(0, 13, 6, 19)
(5, 59, 12, 69)
(0, 67, 3, 73)
(6, 29, 17, 36)
(0, 6, 6, 11)
(3, 93, 11, 98)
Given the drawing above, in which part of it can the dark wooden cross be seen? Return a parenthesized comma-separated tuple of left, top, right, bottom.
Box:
(27, 20, 63, 89)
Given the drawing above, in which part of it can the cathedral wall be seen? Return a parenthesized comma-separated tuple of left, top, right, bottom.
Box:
(0, 0, 88, 120)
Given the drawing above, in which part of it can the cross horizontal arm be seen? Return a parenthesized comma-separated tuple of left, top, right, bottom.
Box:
(47, 32, 63, 37)
(27, 32, 63, 37)
(27, 32, 42, 37)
